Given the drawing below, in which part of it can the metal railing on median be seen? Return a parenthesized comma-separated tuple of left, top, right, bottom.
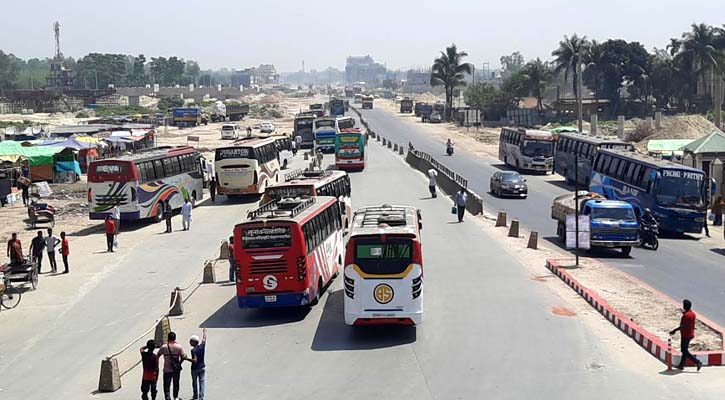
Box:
(414, 150, 468, 189)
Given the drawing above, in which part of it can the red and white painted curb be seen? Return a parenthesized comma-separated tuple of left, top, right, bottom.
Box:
(546, 259, 725, 367)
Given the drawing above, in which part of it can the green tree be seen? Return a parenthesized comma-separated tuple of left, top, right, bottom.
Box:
(77, 53, 128, 88)
(127, 54, 147, 86)
(185, 60, 201, 85)
(500, 51, 525, 78)
(675, 23, 721, 96)
(0, 50, 21, 90)
(521, 58, 553, 110)
(430, 43, 473, 121)
(551, 34, 589, 99)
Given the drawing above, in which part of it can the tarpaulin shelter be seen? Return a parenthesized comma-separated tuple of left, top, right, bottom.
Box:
(0, 141, 74, 182)
(38, 136, 99, 173)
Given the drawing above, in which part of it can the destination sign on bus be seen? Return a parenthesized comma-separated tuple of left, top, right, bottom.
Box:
(265, 186, 313, 199)
(662, 170, 703, 180)
(357, 244, 411, 259)
(95, 164, 126, 174)
(339, 135, 359, 143)
(215, 147, 252, 160)
(242, 226, 292, 249)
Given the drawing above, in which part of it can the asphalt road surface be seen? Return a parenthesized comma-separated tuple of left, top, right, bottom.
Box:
(358, 106, 725, 327)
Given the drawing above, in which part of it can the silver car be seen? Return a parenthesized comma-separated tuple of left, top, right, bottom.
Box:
(490, 171, 528, 198)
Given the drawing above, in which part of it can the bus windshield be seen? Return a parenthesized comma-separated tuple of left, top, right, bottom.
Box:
(591, 207, 636, 221)
(522, 140, 553, 157)
(656, 173, 704, 209)
(295, 119, 313, 130)
(354, 237, 413, 275)
(316, 120, 336, 128)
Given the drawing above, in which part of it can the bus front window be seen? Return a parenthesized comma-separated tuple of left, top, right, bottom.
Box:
(656, 175, 704, 209)
(522, 140, 553, 157)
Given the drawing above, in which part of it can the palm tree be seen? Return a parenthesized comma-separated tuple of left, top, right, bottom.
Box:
(430, 44, 473, 121)
(551, 34, 590, 100)
(677, 23, 720, 96)
(521, 58, 553, 110)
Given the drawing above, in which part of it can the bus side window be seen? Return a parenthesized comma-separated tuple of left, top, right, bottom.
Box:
(624, 162, 636, 184)
(153, 159, 164, 179)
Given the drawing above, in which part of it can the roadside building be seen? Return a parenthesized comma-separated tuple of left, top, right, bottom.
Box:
(681, 131, 725, 196)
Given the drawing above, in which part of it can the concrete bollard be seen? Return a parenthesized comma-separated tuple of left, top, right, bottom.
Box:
(382, 138, 387, 146)
(376, 135, 380, 142)
(399, 146, 404, 155)
(304, 152, 309, 161)
(394, 143, 399, 151)
(219, 239, 229, 259)
(169, 288, 184, 316)
(387, 141, 392, 149)
(527, 231, 538, 249)
(98, 357, 121, 392)
(508, 220, 520, 238)
(154, 316, 171, 347)
(203, 261, 216, 284)
(495, 211, 507, 227)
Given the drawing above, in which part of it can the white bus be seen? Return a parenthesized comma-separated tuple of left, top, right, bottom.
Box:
(214, 137, 280, 196)
(344, 204, 424, 326)
(498, 127, 554, 173)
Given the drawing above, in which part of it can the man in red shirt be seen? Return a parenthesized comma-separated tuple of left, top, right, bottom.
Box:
(60, 231, 69, 274)
(104, 216, 116, 252)
(670, 299, 702, 371)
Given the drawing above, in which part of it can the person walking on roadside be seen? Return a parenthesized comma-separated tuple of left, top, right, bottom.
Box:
(60, 231, 69, 274)
(111, 204, 121, 233)
(453, 188, 468, 223)
(157, 332, 186, 400)
(291, 137, 298, 156)
(140, 339, 159, 400)
(189, 328, 207, 400)
(18, 179, 30, 206)
(246, 126, 252, 138)
(45, 228, 60, 273)
(104, 216, 116, 252)
(7, 232, 24, 266)
(29, 231, 45, 273)
(713, 195, 724, 226)
(294, 135, 302, 152)
(181, 199, 193, 231)
(209, 177, 217, 203)
(670, 299, 702, 371)
(228, 236, 236, 282)
(427, 169, 438, 198)
(164, 200, 173, 233)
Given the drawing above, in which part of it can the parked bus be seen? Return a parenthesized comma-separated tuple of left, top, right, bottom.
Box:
(335, 128, 366, 170)
(590, 149, 713, 233)
(343, 204, 424, 326)
(262, 169, 352, 228)
(293, 113, 315, 148)
(214, 137, 280, 196)
(498, 128, 554, 173)
(554, 132, 633, 186)
(314, 117, 338, 153)
(233, 196, 344, 308)
(88, 146, 204, 221)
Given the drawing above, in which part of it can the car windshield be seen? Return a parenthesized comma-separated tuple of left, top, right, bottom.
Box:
(522, 140, 553, 157)
(591, 207, 636, 221)
(501, 173, 524, 182)
(656, 172, 704, 209)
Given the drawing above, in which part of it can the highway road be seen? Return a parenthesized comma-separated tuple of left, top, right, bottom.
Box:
(101, 139, 717, 400)
(358, 105, 725, 327)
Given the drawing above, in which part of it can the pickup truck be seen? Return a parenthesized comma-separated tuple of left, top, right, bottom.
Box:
(551, 191, 639, 256)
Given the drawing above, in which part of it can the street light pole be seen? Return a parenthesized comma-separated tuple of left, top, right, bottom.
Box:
(576, 53, 583, 133)
(574, 153, 580, 267)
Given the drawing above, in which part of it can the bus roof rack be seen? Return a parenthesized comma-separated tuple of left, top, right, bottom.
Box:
(247, 197, 316, 220)
(284, 169, 304, 181)
(302, 170, 331, 178)
(356, 204, 410, 228)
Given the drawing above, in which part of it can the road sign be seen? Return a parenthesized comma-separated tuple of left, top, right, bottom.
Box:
(566, 214, 590, 250)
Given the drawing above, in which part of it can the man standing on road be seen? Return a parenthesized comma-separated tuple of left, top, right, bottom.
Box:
(7, 232, 24, 266)
(670, 299, 703, 371)
(189, 328, 207, 400)
(45, 228, 60, 273)
(164, 200, 173, 233)
(181, 199, 192, 231)
(60, 231, 69, 274)
(18, 178, 30, 206)
(140, 339, 159, 400)
(157, 332, 186, 400)
(246, 126, 252, 138)
(294, 135, 302, 152)
(29, 231, 45, 273)
(291, 137, 298, 156)
(453, 188, 468, 223)
(427, 169, 438, 198)
(209, 177, 217, 203)
(228, 236, 236, 282)
(105, 216, 116, 252)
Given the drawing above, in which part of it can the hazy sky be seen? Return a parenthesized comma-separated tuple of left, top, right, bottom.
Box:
(2, 0, 722, 72)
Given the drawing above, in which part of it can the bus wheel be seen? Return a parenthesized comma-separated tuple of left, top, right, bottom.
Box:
(153, 204, 163, 223)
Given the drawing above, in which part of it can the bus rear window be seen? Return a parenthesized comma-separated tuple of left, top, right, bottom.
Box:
(242, 226, 292, 249)
(354, 238, 413, 275)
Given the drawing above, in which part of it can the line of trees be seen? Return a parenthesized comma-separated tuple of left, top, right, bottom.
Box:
(0, 51, 205, 90)
(433, 23, 725, 123)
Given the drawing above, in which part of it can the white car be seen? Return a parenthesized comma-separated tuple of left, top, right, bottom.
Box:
(220, 124, 240, 139)
(259, 121, 275, 133)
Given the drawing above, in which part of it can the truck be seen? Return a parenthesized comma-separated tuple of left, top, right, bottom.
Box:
(400, 97, 413, 113)
(309, 103, 325, 117)
(414, 102, 428, 117)
(353, 94, 363, 104)
(344, 86, 354, 98)
(225, 102, 250, 121)
(419, 104, 433, 122)
(353, 85, 363, 95)
(361, 95, 374, 109)
(172, 107, 202, 127)
(209, 101, 227, 122)
(551, 191, 639, 256)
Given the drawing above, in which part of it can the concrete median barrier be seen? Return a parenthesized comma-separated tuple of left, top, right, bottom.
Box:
(98, 357, 121, 392)
(399, 146, 404, 155)
(203, 260, 216, 283)
(527, 231, 538, 249)
(382, 138, 387, 146)
(387, 141, 392, 149)
(168, 288, 184, 316)
(154, 317, 171, 347)
(496, 211, 507, 227)
(219, 239, 229, 259)
(508, 220, 520, 238)
(393, 143, 399, 151)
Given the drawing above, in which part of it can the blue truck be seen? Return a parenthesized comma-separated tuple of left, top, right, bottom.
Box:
(551, 191, 640, 256)
(172, 107, 203, 127)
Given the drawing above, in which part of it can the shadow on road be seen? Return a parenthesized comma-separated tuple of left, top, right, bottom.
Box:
(200, 296, 311, 328)
(310, 290, 416, 351)
(709, 248, 725, 257)
(542, 236, 633, 259)
(543, 178, 575, 191)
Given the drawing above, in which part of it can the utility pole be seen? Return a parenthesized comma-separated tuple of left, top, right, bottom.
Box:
(576, 53, 583, 133)
(574, 153, 580, 267)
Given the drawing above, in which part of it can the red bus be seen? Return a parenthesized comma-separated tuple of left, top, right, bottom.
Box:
(233, 196, 344, 308)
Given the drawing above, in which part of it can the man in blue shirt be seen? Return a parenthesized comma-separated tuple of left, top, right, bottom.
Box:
(189, 328, 207, 400)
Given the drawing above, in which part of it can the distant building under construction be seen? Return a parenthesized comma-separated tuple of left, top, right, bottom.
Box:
(345, 55, 386, 85)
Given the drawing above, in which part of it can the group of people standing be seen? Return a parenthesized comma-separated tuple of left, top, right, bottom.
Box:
(164, 198, 194, 233)
(7, 228, 70, 274)
(140, 329, 207, 400)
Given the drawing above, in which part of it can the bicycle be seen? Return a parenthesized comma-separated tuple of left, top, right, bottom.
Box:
(0, 272, 22, 310)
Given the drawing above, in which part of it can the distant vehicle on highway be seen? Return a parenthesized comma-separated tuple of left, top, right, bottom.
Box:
(293, 113, 316, 148)
(554, 132, 633, 187)
(498, 128, 554, 173)
(313, 117, 338, 152)
(259, 121, 275, 133)
(335, 128, 367, 171)
(400, 97, 413, 113)
(353, 94, 363, 104)
(361, 95, 374, 109)
(344, 204, 424, 326)
(428, 112, 442, 123)
(220, 124, 241, 140)
(490, 171, 528, 198)
(309, 103, 325, 117)
(590, 149, 713, 234)
(329, 98, 345, 116)
(271, 135, 293, 169)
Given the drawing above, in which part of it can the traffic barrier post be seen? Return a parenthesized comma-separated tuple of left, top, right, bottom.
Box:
(154, 317, 171, 347)
(387, 141, 392, 149)
(399, 146, 404, 155)
(382, 138, 387, 146)
(527, 231, 538, 249)
(203, 260, 216, 283)
(508, 220, 520, 238)
(496, 211, 507, 227)
(667, 336, 673, 371)
(168, 288, 184, 316)
(98, 357, 121, 392)
(393, 143, 399, 151)
(219, 239, 229, 259)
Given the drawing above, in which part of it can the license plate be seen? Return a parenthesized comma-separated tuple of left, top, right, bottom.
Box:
(346, 160, 353, 163)
(372, 313, 395, 318)
(264, 295, 277, 303)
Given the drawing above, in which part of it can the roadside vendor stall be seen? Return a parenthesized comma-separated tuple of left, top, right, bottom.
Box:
(0, 141, 78, 182)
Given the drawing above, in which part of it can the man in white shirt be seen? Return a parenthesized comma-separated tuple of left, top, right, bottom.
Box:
(45, 228, 60, 273)
(181, 199, 193, 231)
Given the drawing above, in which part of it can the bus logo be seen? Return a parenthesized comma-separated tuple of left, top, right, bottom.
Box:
(373, 284, 394, 304)
(263, 275, 278, 290)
